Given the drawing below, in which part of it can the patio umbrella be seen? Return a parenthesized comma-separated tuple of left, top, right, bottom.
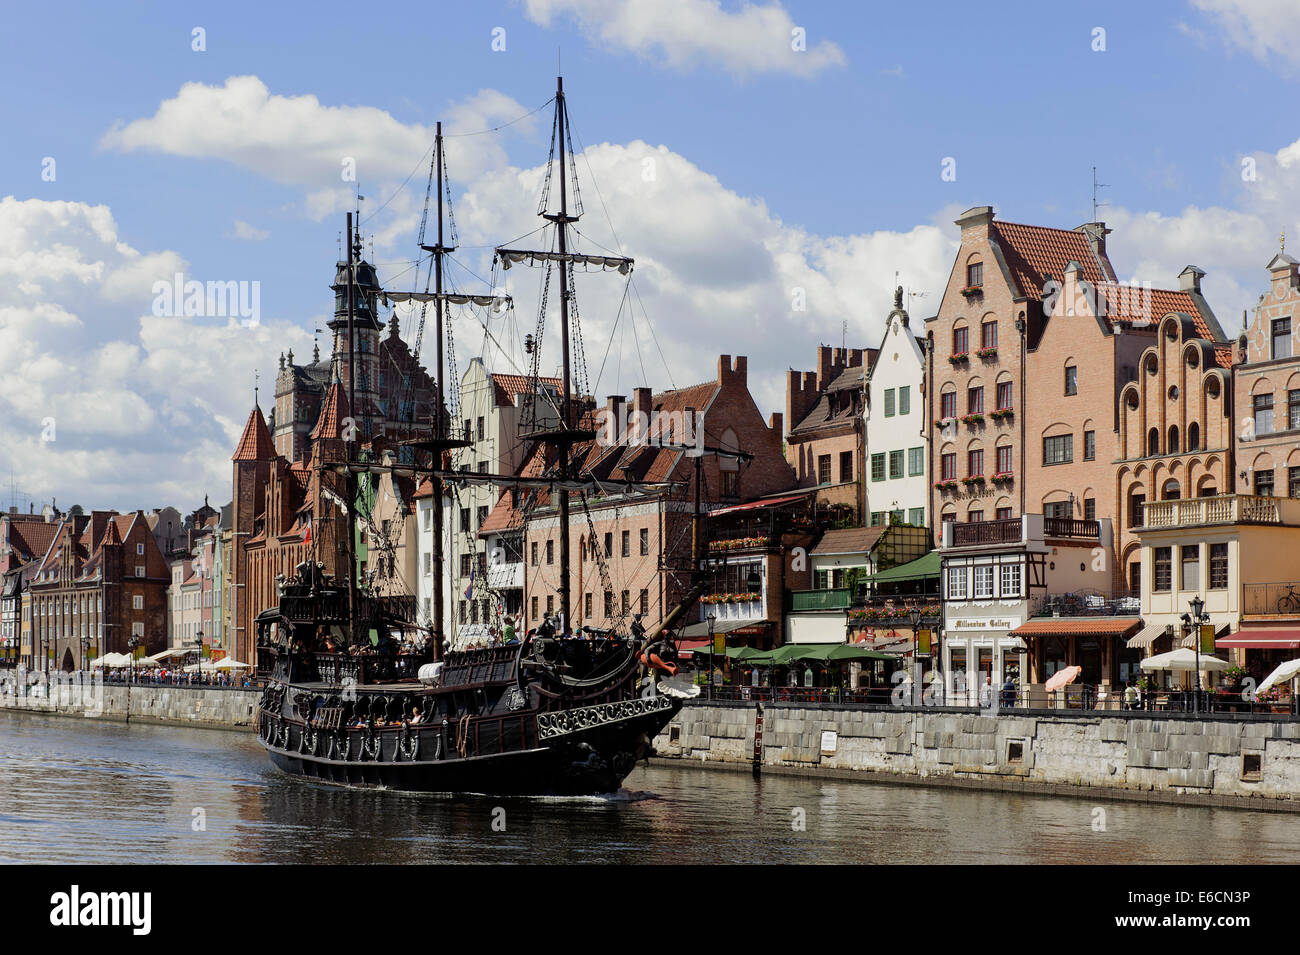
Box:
(213, 658, 251, 670)
(182, 660, 220, 674)
(825, 644, 898, 661)
(1140, 648, 1230, 672)
(1045, 665, 1082, 693)
(1256, 658, 1300, 696)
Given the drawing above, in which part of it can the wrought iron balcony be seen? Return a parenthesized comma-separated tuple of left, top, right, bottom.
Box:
(951, 518, 1023, 547)
(1033, 590, 1141, 618)
(1042, 517, 1101, 539)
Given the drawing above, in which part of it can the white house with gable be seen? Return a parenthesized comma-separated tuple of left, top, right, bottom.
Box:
(864, 288, 930, 530)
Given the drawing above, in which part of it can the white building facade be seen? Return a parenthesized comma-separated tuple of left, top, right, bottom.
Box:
(864, 290, 929, 529)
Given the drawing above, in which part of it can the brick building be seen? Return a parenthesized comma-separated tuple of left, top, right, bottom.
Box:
(270, 256, 435, 463)
(27, 511, 170, 671)
(928, 207, 1117, 536)
(785, 345, 873, 523)
(482, 355, 795, 637)
(229, 381, 351, 664)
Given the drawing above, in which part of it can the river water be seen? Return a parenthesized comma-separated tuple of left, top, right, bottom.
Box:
(1, 710, 1294, 864)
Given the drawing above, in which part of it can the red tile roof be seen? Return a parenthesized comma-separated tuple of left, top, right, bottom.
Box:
(1095, 283, 1222, 344)
(310, 381, 352, 441)
(492, 374, 564, 407)
(232, 406, 275, 461)
(1012, 618, 1140, 638)
(993, 221, 1114, 301)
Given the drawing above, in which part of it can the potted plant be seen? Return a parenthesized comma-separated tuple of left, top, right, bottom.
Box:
(961, 412, 985, 426)
(961, 475, 986, 487)
(948, 352, 970, 365)
(990, 408, 1014, 422)
(976, 345, 998, 359)
(960, 285, 982, 299)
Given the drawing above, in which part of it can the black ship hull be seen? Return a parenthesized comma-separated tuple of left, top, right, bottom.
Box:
(257, 691, 680, 796)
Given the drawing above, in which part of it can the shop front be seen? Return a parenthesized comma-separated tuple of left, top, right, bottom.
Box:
(943, 615, 1025, 706)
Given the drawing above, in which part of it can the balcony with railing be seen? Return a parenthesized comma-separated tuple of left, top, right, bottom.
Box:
(1142, 494, 1300, 530)
(789, 588, 852, 611)
(950, 518, 1024, 548)
(1033, 590, 1141, 618)
(1042, 517, 1101, 540)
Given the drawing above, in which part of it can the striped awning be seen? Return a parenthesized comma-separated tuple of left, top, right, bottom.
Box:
(1127, 623, 1170, 649)
(1180, 624, 1231, 649)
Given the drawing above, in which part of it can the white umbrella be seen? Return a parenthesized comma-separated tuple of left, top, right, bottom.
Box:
(213, 657, 250, 670)
(146, 648, 191, 662)
(1140, 648, 1231, 672)
(92, 652, 135, 668)
(182, 660, 220, 674)
(1256, 658, 1300, 696)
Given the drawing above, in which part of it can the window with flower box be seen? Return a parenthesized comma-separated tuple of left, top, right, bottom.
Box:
(941, 453, 956, 480)
(967, 263, 983, 288)
(996, 445, 1012, 474)
(953, 327, 968, 355)
(967, 386, 983, 414)
(967, 449, 983, 477)
(996, 381, 1012, 411)
(981, 321, 997, 349)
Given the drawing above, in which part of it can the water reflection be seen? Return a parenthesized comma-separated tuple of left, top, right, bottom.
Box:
(0, 711, 1295, 864)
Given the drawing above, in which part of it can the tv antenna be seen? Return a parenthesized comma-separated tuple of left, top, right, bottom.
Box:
(1091, 166, 1109, 222)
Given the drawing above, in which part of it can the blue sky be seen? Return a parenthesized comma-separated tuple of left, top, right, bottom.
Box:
(1, 0, 1297, 510)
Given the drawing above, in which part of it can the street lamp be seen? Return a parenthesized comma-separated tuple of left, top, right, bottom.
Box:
(706, 614, 716, 702)
(908, 603, 924, 705)
(194, 629, 205, 685)
(1187, 595, 1210, 713)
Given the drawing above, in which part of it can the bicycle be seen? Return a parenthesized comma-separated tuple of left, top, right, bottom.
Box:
(1278, 584, 1300, 614)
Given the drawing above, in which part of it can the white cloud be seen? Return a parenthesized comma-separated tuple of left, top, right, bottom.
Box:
(228, 220, 270, 241)
(1190, 0, 1300, 69)
(0, 195, 311, 510)
(521, 0, 846, 78)
(100, 77, 541, 250)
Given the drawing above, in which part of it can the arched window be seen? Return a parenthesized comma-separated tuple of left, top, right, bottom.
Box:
(1147, 428, 1160, 456)
(1187, 422, 1200, 452)
(1162, 480, 1181, 501)
(1168, 425, 1179, 454)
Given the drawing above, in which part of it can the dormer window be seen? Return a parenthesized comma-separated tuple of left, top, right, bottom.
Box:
(966, 262, 983, 287)
(1273, 318, 1292, 359)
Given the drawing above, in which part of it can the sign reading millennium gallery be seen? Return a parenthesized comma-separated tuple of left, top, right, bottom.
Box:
(948, 618, 1022, 632)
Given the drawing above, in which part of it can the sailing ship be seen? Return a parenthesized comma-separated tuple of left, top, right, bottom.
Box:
(255, 78, 704, 795)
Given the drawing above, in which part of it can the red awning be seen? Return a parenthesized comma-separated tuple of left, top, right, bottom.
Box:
(1217, 629, 1300, 649)
(677, 638, 713, 651)
(708, 493, 810, 518)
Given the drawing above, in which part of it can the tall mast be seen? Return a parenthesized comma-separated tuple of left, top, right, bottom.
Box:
(493, 77, 634, 635)
(415, 122, 460, 659)
(553, 76, 574, 633)
(345, 211, 358, 641)
(431, 123, 447, 656)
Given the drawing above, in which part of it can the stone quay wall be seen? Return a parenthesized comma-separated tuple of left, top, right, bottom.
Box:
(654, 702, 1300, 810)
(0, 673, 260, 731)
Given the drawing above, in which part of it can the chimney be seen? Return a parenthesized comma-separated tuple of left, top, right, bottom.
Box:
(768, 411, 783, 436)
(786, 369, 817, 434)
(631, 387, 652, 443)
(717, 354, 732, 383)
(848, 348, 863, 368)
(1077, 221, 1111, 260)
(1062, 260, 1085, 316)
(731, 355, 747, 384)
(954, 205, 995, 238)
(1179, 265, 1206, 294)
(816, 346, 834, 390)
(604, 394, 626, 444)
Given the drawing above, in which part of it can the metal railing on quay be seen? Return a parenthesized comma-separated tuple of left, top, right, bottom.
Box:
(690, 681, 1300, 717)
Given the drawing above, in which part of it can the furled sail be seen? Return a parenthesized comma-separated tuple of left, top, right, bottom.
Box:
(382, 291, 511, 308)
(495, 249, 634, 274)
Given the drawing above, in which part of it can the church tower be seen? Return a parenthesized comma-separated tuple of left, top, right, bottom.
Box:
(329, 227, 384, 443)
